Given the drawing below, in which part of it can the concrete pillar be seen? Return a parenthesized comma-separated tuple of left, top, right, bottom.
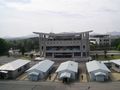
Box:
(39, 34, 42, 57)
(81, 52, 83, 58)
(52, 53, 54, 58)
(72, 53, 74, 58)
(43, 34, 46, 57)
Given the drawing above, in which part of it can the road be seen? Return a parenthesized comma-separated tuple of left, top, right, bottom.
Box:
(90, 51, 120, 55)
(0, 80, 120, 90)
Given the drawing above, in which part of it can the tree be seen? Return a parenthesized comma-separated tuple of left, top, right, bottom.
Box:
(0, 38, 9, 55)
(20, 46, 25, 55)
(117, 44, 120, 51)
(111, 38, 120, 50)
(104, 49, 107, 59)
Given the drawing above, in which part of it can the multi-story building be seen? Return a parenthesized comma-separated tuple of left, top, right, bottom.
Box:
(90, 34, 111, 49)
(34, 31, 92, 61)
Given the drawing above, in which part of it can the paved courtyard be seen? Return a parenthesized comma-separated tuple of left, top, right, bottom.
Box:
(1, 56, 120, 90)
(0, 80, 120, 90)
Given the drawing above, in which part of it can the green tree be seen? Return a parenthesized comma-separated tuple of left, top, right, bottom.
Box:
(0, 38, 9, 55)
(111, 38, 120, 50)
(104, 49, 107, 59)
(117, 44, 120, 51)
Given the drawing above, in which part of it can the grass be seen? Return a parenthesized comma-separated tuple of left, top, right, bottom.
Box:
(95, 55, 120, 61)
(20, 56, 32, 60)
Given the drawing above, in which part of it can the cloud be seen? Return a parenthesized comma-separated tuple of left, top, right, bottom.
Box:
(0, 0, 120, 37)
(1, 0, 31, 3)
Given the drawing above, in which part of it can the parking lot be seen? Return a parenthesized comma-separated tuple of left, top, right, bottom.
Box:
(0, 56, 120, 83)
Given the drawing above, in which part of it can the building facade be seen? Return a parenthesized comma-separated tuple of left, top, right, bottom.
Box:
(90, 34, 111, 50)
(34, 31, 92, 61)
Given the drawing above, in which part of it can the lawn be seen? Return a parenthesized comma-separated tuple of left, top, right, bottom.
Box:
(94, 55, 120, 61)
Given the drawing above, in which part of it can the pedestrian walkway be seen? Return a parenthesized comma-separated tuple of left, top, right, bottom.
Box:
(16, 73, 28, 80)
(46, 73, 57, 82)
(80, 73, 88, 82)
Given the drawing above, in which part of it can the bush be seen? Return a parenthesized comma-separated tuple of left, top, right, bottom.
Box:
(0, 38, 9, 55)
(117, 44, 120, 51)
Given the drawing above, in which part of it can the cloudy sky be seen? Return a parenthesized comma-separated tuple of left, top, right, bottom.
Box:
(0, 0, 120, 37)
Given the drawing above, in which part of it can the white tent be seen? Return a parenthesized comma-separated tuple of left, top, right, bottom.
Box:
(86, 60, 110, 81)
(111, 59, 120, 72)
(27, 59, 54, 81)
(56, 61, 78, 80)
(0, 59, 30, 79)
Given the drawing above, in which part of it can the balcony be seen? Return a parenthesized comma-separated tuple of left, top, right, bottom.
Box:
(46, 40, 82, 46)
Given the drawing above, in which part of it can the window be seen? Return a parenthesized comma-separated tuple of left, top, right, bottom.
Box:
(74, 52, 81, 56)
(83, 52, 86, 57)
(46, 53, 52, 57)
(83, 45, 85, 50)
(18, 68, 22, 72)
(115, 64, 119, 68)
(24, 65, 27, 69)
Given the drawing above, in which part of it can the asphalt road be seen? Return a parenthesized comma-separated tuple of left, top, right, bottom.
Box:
(0, 80, 120, 90)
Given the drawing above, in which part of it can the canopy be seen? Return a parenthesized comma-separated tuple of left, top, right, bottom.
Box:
(29, 72, 39, 76)
(0, 71, 8, 74)
(60, 72, 71, 78)
(95, 72, 106, 76)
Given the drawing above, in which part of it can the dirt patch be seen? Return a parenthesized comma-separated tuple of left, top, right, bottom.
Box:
(110, 73, 120, 81)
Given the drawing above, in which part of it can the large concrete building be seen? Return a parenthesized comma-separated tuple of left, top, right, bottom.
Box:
(90, 34, 111, 49)
(34, 31, 92, 61)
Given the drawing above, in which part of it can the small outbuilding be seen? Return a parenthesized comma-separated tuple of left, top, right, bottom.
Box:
(86, 60, 111, 82)
(111, 59, 120, 72)
(26, 59, 54, 81)
(56, 61, 78, 83)
(101, 60, 112, 68)
(0, 59, 30, 79)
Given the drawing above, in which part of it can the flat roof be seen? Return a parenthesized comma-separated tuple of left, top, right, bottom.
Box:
(0, 59, 30, 71)
(56, 61, 78, 73)
(33, 31, 92, 36)
(111, 59, 120, 65)
(86, 60, 110, 73)
(90, 34, 109, 38)
(27, 59, 54, 73)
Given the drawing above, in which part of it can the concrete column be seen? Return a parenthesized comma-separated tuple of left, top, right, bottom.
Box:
(43, 34, 46, 57)
(81, 52, 83, 58)
(72, 53, 74, 58)
(52, 53, 54, 58)
(39, 34, 42, 57)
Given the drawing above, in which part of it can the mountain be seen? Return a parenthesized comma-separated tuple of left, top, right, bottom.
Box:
(3, 34, 38, 40)
(107, 31, 120, 36)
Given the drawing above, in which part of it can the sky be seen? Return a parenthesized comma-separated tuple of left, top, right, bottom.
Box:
(0, 0, 120, 37)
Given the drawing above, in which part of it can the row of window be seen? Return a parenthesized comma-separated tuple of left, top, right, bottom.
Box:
(46, 45, 86, 51)
(46, 41, 81, 45)
(46, 52, 88, 57)
(17, 65, 28, 72)
(100, 39, 109, 42)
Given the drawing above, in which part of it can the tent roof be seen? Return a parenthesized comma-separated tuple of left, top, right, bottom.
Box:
(56, 61, 78, 73)
(110, 59, 120, 65)
(95, 72, 106, 76)
(29, 72, 39, 75)
(0, 59, 30, 71)
(0, 71, 8, 73)
(60, 72, 71, 78)
(86, 60, 111, 73)
(27, 59, 54, 73)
